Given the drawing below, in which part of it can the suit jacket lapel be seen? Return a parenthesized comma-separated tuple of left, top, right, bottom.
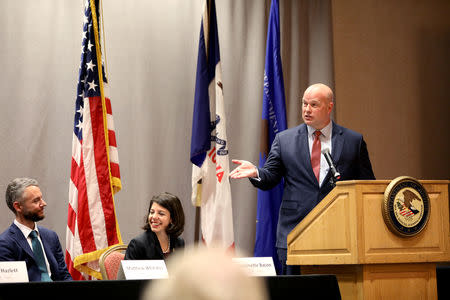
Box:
(146, 230, 164, 258)
(38, 226, 56, 269)
(321, 122, 344, 188)
(331, 122, 344, 165)
(10, 223, 35, 259)
(298, 124, 318, 184)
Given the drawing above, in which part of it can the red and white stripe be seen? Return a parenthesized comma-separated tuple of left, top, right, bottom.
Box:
(66, 93, 121, 280)
(399, 203, 414, 217)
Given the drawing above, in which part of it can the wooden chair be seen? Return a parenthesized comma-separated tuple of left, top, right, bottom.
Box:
(99, 244, 128, 280)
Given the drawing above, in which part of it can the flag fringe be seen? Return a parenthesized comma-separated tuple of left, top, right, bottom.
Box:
(73, 243, 125, 279)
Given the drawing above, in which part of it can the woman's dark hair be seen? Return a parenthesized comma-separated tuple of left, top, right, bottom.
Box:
(142, 192, 185, 237)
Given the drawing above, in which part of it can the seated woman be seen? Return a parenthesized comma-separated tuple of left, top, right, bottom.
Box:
(125, 192, 185, 260)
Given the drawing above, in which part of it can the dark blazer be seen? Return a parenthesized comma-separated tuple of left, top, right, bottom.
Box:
(250, 122, 375, 249)
(124, 230, 185, 260)
(0, 223, 72, 281)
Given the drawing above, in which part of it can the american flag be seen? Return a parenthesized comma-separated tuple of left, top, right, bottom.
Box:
(65, 0, 122, 280)
(399, 203, 415, 217)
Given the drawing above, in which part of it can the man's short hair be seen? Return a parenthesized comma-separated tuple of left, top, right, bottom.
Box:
(5, 177, 39, 214)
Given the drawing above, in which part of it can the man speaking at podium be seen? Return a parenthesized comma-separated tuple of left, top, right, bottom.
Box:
(230, 83, 375, 274)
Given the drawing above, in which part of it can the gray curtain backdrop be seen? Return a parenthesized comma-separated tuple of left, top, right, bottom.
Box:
(0, 0, 333, 256)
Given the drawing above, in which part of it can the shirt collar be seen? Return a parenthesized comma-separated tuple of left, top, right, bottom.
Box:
(14, 219, 38, 238)
(307, 121, 332, 138)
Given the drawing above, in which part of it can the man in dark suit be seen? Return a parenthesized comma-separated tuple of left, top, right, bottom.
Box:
(230, 83, 375, 274)
(0, 178, 72, 281)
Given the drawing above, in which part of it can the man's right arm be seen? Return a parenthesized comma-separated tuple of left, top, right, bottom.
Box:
(250, 135, 284, 190)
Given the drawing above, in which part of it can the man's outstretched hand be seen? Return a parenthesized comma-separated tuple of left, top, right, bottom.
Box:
(229, 160, 258, 179)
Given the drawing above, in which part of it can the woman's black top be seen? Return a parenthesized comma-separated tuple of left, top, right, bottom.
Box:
(124, 230, 184, 260)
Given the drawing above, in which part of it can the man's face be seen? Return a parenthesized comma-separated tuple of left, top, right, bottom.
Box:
(16, 186, 46, 222)
(302, 88, 333, 130)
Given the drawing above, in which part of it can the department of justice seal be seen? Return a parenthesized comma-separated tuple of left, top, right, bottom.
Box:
(382, 176, 430, 237)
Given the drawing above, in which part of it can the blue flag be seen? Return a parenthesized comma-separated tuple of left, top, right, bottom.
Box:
(190, 0, 220, 167)
(254, 0, 287, 274)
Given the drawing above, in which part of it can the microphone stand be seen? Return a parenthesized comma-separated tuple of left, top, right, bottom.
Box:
(328, 172, 339, 188)
(322, 148, 340, 188)
(329, 175, 336, 188)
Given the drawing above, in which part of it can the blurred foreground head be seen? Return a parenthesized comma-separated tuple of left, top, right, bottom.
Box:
(141, 246, 268, 300)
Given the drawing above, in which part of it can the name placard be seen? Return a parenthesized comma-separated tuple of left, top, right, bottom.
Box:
(118, 260, 168, 280)
(232, 257, 276, 276)
(0, 261, 29, 282)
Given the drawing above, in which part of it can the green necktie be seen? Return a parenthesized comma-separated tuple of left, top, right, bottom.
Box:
(29, 230, 52, 282)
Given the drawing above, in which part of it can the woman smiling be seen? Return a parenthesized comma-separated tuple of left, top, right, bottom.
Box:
(125, 192, 185, 260)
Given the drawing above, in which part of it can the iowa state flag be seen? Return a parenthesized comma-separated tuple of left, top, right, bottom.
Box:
(254, 0, 287, 273)
(190, 0, 234, 250)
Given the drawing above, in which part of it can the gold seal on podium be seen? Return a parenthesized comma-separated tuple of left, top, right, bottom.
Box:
(382, 176, 430, 237)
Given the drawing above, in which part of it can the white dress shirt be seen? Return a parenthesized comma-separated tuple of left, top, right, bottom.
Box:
(14, 219, 52, 277)
(307, 121, 333, 187)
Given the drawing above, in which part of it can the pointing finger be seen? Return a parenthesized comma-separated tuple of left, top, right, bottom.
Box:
(232, 159, 243, 165)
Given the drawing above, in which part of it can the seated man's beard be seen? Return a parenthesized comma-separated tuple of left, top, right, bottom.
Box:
(23, 211, 45, 222)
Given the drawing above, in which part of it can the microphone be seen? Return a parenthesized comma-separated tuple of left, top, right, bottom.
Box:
(321, 148, 341, 181)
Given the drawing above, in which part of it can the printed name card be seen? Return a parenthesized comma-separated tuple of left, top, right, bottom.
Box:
(232, 257, 276, 276)
(119, 260, 168, 280)
(0, 261, 29, 282)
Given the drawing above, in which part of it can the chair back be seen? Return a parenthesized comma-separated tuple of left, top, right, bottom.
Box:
(99, 244, 128, 280)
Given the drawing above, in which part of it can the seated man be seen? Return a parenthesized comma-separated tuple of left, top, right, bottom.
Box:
(0, 178, 72, 281)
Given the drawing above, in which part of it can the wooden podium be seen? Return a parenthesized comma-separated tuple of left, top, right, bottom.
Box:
(287, 180, 450, 300)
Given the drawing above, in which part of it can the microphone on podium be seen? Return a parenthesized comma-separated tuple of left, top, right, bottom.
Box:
(321, 148, 341, 181)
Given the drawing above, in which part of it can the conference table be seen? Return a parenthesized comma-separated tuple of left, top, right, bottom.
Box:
(1, 268, 449, 299)
(0, 275, 341, 300)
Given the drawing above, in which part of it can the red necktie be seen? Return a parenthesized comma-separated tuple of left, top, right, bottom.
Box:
(311, 130, 321, 183)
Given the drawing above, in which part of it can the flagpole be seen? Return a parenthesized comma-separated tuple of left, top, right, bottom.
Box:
(194, 208, 201, 244)
(194, 180, 202, 244)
